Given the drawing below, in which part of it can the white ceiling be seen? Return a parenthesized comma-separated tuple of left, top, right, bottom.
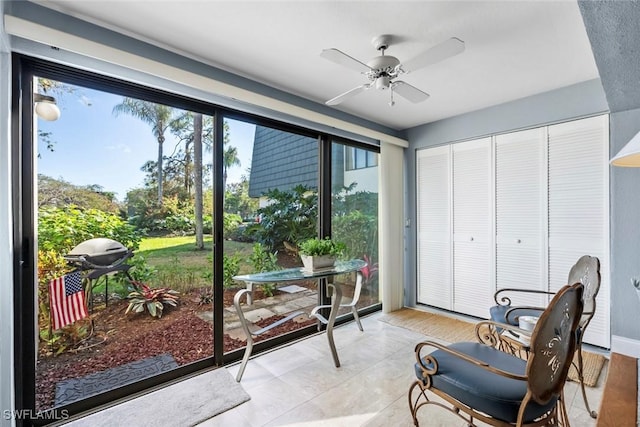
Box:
(37, 1, 599, 131)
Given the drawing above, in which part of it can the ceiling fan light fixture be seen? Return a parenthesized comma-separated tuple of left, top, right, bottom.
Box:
(376, 76, 390, 90)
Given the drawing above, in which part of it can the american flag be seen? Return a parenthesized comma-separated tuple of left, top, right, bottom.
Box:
(49, 271, 89, 330)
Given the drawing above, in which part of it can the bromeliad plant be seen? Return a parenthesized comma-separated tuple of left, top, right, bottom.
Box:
(125, 283, 180, 318)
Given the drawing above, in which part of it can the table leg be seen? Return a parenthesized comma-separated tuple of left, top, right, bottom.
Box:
(245, 282, 254, 305)
(326, 280, 343, 368)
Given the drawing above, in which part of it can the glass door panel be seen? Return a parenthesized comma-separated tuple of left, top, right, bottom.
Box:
(331, 143, 380, 315)
(34, 78, 215, 411)
(222, 118, 319, 355)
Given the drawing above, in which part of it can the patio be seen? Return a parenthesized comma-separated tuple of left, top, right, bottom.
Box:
(66, 312, 606, 426)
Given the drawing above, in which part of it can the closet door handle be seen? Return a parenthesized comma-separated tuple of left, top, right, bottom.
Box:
(516, 239, 522, 244)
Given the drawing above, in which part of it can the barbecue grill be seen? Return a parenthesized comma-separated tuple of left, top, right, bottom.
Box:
(64, 238, 136, 307)
(64, 238, 132, 269)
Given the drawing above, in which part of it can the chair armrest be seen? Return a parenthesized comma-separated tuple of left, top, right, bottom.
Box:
(504, 305, 545, 324)
(493, 288, 556, 306)
(474, 320, 534, 353)
(414, 340, 527, 382)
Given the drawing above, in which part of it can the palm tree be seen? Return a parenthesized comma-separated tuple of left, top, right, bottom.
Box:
(113, 98, 177, 205)
(223, 145, 240, 193)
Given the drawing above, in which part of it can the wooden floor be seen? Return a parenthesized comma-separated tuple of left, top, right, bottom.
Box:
(596, 352, 638, 427)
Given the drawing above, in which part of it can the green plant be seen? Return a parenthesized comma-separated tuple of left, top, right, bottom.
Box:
(198, 289, 214, 305)
(298, 237, 346, 257)
(248, 243, 279, 296)
(38, 205, 140, 254)
(125, 283, 179, 318)
(223, 253, 241, 289)
(248, 185, 317, 251)
(249, 243, 279, 272)
(332, 210, 377, 260)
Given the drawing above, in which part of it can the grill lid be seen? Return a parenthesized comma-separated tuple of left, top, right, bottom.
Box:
(66, 238, 131, 268)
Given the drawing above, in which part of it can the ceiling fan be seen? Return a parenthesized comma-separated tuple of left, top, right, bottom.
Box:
(321, 35, 465, 106)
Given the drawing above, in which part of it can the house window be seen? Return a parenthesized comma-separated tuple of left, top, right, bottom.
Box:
(345, 147, 378, 170)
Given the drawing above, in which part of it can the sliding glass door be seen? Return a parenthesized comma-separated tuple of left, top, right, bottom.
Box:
(13, 55, 380, 422)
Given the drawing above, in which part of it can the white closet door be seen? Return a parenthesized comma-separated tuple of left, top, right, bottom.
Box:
(452, 138, 492, 318)
(416, 146, 452, 309)
(495, 128, 547, 309)
(548, 114, 609, 348)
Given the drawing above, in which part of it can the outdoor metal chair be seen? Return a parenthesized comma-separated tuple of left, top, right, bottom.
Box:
(409, 283, 584, 427)
(489, 255, 601, 418)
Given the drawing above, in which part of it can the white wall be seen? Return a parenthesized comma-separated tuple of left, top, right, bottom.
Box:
(344, 166, 378, 194)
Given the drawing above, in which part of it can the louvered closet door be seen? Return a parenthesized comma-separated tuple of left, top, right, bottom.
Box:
(416, 146, 452, 309)
(495, 128, 547, 309)
(548, 114, 609, 348)
(452, 138, 492, 318)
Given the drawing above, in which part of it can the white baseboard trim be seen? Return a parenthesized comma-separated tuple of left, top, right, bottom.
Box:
(611, 335, 640, 358)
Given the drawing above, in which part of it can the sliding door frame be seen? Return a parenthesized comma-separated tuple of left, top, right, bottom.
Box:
(12, 53, 380, 425)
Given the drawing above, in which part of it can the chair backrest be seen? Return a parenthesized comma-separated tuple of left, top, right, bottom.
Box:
(567, 255, 601, 328)
(526, 283, 584, 404)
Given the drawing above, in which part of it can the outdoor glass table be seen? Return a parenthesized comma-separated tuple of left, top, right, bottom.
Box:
(232, 259, 366, 380)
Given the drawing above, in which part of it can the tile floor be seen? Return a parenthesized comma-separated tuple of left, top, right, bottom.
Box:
(199, 311, 606, 426)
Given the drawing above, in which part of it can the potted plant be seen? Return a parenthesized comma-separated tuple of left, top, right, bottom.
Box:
(298, 237, 346, 272)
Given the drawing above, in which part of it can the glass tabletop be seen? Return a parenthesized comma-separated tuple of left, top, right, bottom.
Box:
(233, 259, 367, 283)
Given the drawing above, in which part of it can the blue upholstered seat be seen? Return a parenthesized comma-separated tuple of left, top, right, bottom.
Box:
(414, 342, 556, 423)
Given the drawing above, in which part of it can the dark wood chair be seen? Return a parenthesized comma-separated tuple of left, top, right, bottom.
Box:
(409, 283, 584, 426)
(489, 255, 601, 418)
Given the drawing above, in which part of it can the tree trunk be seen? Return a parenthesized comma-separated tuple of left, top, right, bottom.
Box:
(194, 113, 204, 250)
(157, 136, 164, 205)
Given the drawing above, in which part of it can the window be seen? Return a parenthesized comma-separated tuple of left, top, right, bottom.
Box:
(345, 146, 378, 170)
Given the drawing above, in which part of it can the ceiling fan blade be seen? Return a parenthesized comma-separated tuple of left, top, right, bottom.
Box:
(392, 81, 430, 103)
(402, 37, 465, 73)
(326, 84, 371, 105)
(321, 48, 371, 73)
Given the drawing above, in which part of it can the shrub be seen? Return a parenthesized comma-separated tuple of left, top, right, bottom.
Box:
(249, 185, 318, 251)
(38, 205, 140, 254)
(224, 213, 243, 234)
(249, 243, 279, 272)
(125, 283, 179, 318)
(248, 243, 279, 296)
(332, 210, 378, 260)
(164, 213, 194, 233)
(223, 253, 241, 289)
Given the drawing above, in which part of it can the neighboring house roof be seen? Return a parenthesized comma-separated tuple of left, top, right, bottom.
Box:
(248, 126, 317, 197)
(249, 126, 345, 197)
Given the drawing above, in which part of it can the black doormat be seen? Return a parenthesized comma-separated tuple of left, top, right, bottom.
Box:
(54, 353, 178, 407)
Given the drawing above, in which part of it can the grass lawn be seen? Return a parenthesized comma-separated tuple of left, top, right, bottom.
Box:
(136, 235, 254, 292)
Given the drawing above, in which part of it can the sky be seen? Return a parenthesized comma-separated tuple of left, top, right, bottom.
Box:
(37, 82, 255, 202)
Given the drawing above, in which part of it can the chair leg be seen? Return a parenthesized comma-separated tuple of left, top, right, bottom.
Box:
(576, 347, 598, 418)
(408, 381, 422, 426)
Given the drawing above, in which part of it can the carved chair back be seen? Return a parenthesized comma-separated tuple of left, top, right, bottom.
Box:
(526, 283, 584, 403)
